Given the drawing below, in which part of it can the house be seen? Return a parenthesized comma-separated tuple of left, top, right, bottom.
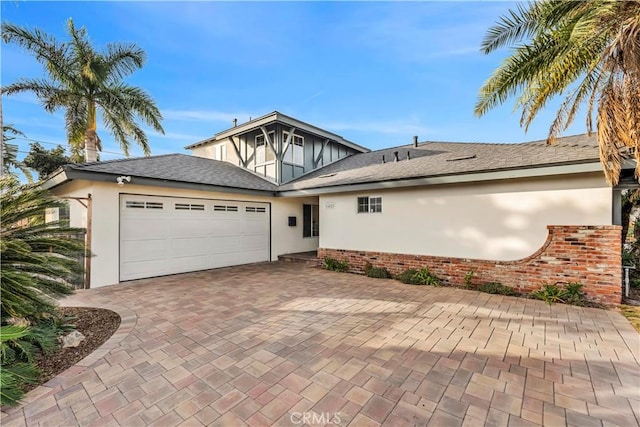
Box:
(44, 111, 628, 303)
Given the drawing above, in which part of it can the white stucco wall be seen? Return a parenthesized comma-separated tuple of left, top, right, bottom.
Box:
(52, 181, 317, 287)
(319, 173, 613, 261)
(191, 140, 240, 165)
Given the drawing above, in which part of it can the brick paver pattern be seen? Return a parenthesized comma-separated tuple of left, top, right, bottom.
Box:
(1, 263, 639, 426)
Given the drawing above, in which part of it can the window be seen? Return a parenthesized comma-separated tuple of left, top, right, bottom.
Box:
(214, 144, 227, 161)
(283, 132, 304, 166)
(303, 204, 319, 237)
(214, 205, 238, 212)
(125, 201, 164, 210)
(246, 206, 266, 213)
(255, 132, 275, 165)
(175, 203, 205, 211)
(357, 196, 382, 214)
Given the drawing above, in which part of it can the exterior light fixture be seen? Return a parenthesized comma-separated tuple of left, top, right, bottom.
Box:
(116, 176, 131, 186)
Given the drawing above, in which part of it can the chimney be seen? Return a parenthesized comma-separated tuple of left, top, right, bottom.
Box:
(233, 118, 238, 127)
(413, 135, 418, 147)
(394, 151, 399, 162)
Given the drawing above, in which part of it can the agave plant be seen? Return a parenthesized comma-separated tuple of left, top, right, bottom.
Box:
(0, 176, 85, 320)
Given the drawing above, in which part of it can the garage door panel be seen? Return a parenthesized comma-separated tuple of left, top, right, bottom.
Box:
(120, 195, 270, 281)
(121, 240, 168, 262)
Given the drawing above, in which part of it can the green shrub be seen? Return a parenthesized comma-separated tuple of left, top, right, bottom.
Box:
(631, 278, 640, 289)
(396, 268, 440, 286)
(0, 325, 43, 406)
(463, 269, 476, 289)
(531, 282, 588, 305)
(477, 282, 516, 296)
(323, 257, 349, 272)
(562, 282, 586, 305)
(365, 266, 392, 279)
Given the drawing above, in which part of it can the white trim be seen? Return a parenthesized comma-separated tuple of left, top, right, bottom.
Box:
(278, 162, 607, 197)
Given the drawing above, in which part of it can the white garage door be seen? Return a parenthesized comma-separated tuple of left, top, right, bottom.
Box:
(120, 195, 270, 281)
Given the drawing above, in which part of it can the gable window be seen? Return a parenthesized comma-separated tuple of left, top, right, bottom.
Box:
(283, 132, 304, 166)
(303, 204, 319, 237)
(214, 144, 227, 161)
(357, 196, 382, 213)
(255, 132, 275, 165)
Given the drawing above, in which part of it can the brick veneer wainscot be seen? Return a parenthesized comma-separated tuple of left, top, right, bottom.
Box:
(319, 225, 622, 305)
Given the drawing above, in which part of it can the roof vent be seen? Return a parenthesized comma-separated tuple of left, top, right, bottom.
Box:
(382, 155, 386, 164)
(413, 136, 418, 147)
(446, 154, 477, 162)
(233, 118, 237, 127)
(407, 151, 411, 161)
(318, 173, 337, 178)
(394, 151, 399, 162)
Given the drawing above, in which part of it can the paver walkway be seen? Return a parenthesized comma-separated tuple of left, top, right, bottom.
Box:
(1, 263, 639, 426)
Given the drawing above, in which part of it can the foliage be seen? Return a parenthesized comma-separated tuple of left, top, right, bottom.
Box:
(531, 284, 566, 305)
(0, 325, 41, 406)
(623, 248, 636, 267)
(476, 1, 640, 185)
(323, 257, 349, 273)
(2, 125, 33, 181)
(531, 282, 588, 306)
(23, 142, 72, 180)
(0, 176, 85, 320)
(396, 268, 440, 286)
(477, 282, 516, 296)
(2, 18, 164, 161)
(363, 262, 392, 279)
(620, 305, 640, 333)
(631, 278, 640, 289)
(463, 269, 476, 289)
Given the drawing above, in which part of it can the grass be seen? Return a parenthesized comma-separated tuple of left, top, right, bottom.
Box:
(620, 305, 640, 333)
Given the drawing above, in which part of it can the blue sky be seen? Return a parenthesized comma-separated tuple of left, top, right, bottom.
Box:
(2, 1, 587, 162)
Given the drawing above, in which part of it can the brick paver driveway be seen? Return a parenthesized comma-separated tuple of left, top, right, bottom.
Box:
(2, 263, 639, 427)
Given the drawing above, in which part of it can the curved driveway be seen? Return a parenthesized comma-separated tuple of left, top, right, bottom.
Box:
(1, 263, 639, 426)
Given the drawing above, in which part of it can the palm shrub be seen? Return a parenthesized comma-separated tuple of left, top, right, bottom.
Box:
(0, 325, 41, 406)
(1, 176, 85, 320)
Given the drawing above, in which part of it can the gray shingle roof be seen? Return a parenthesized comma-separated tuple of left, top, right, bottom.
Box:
(279, 134, 601, 191)
(65, 154, 278, 192)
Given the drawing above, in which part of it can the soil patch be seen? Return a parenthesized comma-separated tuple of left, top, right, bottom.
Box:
(33, 307, 121, 386)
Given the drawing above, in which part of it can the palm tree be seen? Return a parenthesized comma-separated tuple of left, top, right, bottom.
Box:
(2, 19, 164, 162)
(2, 125, 33, 181)
(475, 1, 640, 185)
(1, 176, 85, 320)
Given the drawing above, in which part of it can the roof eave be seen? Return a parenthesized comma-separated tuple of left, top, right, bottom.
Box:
(277, 161, 608, 197)
(51, 168, 277, 197)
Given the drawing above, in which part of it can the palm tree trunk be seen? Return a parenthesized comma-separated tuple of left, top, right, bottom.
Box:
(84, 102, 98, 162)
(84, 129, 99, 162)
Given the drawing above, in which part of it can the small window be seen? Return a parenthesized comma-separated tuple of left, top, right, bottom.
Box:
(175, 203, 191, 210)
(255, 132, 275, 165)
(190, 204, 205, 211)
(126, 201, 145, 209)
(145, 202, 163, 210)
(357, 196, 382, 214)
(303, 204, 319, 237)
(283, 132, 304, 166)
(246, 207, 256, 213)
(214, 205, 238, 212)
(245, 206, 266, 213)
